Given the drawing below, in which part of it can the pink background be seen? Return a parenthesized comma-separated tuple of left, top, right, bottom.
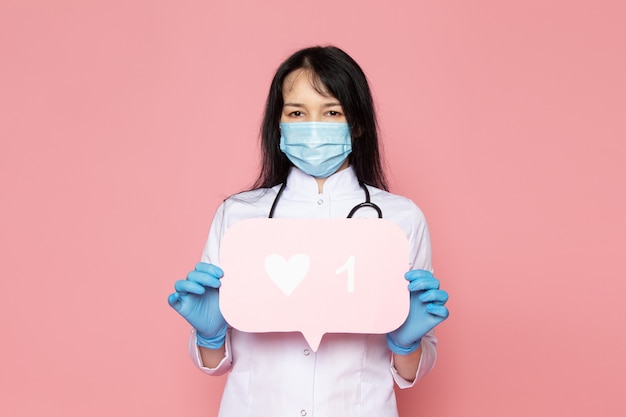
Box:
(1, 1, 624, 416)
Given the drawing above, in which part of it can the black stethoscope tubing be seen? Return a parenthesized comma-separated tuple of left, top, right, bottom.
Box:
(268, 181, 383, 219)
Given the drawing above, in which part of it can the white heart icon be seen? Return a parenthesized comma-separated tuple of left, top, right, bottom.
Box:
(264, 254, 310, 296)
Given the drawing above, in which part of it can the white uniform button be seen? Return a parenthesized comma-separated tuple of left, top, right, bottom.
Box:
(317, 199, 324, 205)
(301, 410, 307, 416)
(303, 349, 310, 356)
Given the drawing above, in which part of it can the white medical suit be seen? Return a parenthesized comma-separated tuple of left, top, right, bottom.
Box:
(188, 166, 437, 417)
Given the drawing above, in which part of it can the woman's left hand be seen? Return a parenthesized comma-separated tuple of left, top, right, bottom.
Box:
(386, 269, 449, 355)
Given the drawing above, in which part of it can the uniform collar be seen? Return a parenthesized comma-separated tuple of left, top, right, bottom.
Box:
(284, 166, 362, 198)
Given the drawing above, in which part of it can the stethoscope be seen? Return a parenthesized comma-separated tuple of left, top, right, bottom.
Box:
(268, 181, 383, 219)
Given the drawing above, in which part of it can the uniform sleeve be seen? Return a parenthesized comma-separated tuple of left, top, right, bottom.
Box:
(200, 202, 227, 266)
(187, 202, 234, 374)
(406, 200, 432, 272)
(390, 200, 438, 388)
(188, 328, 233, 376)
(390, 330, 438, 388)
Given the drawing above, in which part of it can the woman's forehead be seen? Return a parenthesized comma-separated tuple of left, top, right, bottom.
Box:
(283, 68, 333, 98)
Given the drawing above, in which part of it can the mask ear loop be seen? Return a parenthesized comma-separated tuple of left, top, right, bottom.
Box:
(346, 183, 383, 218)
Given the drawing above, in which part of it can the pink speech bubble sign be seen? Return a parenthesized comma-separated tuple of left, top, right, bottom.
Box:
(219, 218, 410, 351)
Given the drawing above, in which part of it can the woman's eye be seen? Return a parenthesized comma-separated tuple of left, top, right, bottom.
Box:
(326, 110, 343, 117)
(288, 111, 303, 117)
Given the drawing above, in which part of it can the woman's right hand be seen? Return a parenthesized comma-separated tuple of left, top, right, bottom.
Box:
(168, 262, 227, 349)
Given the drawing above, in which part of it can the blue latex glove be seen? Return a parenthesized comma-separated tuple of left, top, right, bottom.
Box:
(387, 269, 449, 355)
(168, 262, 227, 349)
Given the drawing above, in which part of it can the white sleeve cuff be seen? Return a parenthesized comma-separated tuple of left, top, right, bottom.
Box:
(390, 330, 438, 389)
(188, 328, 233, 376)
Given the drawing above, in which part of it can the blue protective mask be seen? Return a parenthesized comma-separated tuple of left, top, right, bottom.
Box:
(279, 122, 352, 178)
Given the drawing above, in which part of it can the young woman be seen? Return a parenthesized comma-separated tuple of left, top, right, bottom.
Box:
(168, 46, 449, 417)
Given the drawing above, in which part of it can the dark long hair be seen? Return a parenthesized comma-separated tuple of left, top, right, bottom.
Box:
(252, 46, 388, 191)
